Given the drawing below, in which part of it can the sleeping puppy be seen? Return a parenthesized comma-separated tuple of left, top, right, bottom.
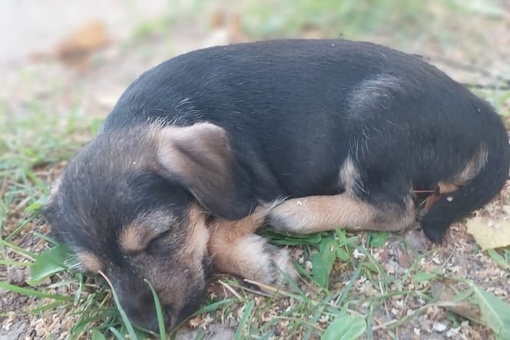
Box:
(42, 39, 510, 331)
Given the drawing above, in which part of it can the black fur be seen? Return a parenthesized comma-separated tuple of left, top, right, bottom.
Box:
(103, 39, 509, 241)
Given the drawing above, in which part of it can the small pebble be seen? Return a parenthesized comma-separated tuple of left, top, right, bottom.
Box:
(433, 322, 447, 332)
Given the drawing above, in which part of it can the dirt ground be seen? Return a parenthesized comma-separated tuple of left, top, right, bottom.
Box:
(1, 2, 510, 339)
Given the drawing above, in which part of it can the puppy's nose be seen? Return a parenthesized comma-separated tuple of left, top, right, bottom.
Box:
(140, 306, 174, 332)
(164, 307, 174, 328)
(119, 294, 158, 330)
(123, 310, 158, 332)
(127, 310, 157, 331)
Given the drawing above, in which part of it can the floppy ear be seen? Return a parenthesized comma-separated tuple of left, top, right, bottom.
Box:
(156, 123, 256, 220)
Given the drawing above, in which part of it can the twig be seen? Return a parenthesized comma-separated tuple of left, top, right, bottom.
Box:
(271, 315, 324, 331)
(238, 285, 272, 297)
(243, 279, 293, 298)
(218, 280, 244, 300)
(412, 190, 435, 194)
(11, 196, 32, 215)
(372, 301, 458, 331)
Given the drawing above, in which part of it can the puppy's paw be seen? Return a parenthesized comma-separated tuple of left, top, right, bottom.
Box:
(211, 232, 296, 291)
(241, 235, 296, 291)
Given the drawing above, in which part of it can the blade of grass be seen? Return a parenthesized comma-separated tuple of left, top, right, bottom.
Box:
(0, 259, 30, 266)
(30, 300, 68, 314)
(192, 299, 234, 316)
(108, 327, 126, 340)
(0, 281, 73, 301)
(144, 279, 166, 339)
(487, 249, 510, 270)
(98, 271, 137, 340)
(0, 238, 36, 259)
(235, 300, 254, 339)
(470, 282, 510, 338)
(4, 217, 34, 241)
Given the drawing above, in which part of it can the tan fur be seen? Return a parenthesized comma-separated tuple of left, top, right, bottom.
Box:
(269, 193, 415, 233)
(119, 211, 175, 254)
(456, 146, 488, 184)
(156, 123, 232, 187)
(123, 206, 210, 319)
(435, 147, 488, 195)
(119, 225, 146, 254)
(155, 123, 243, 213)
(269, 194, 376, 232)
(208, 207, 295, 287)
(145, 206, 210, 311)
(424, 182, 460, 211)
(182, 205, 210, 260)
(424, 148, 488, 211)
(437, 182, 459, 194)
(371, 195, 416, 232)
(77, 252, 102, 273)
(269, 149, 488, 234)
(339, 157, 363, 195)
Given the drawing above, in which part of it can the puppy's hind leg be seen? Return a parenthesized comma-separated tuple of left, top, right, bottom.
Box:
(268, 193, 416, 234)
(208, 208, 296, 290)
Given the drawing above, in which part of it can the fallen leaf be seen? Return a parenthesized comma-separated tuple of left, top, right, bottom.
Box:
(311, 237, 337, 289)
(55, 19, 111, 71)
(430, 280, 510, 338)
(430, 281, 482, 322)
(321, 315, 366, 340)
(28, 244, 70, 286)
(466, 217, 510, 249)
(203, 11, 246, 47)
(471, 283, 510, 339)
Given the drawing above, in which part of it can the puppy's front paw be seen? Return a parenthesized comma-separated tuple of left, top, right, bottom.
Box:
(243, 235, 296, 290)
(211, 233, 296, 291)
(262, 242, 296, 287)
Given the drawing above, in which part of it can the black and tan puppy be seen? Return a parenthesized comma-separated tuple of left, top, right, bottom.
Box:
(42, 39, 510, 330)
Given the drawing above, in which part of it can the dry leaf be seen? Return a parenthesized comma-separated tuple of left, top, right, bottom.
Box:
(203, 11, 246, 47)
(55, 19, 111, 71)
(466, 216, 510, 250)
(430, 281, 482, 323)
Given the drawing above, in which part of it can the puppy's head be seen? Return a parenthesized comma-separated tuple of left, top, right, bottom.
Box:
(43, 123, 256, 330)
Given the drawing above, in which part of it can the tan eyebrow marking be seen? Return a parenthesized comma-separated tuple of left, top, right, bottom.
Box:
(119, 225, 145, 254)
(77, 252, 102, 273)
(118, 211, 176, 254)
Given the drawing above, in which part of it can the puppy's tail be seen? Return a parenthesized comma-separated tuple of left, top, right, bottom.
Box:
(421, 131, 510, 243)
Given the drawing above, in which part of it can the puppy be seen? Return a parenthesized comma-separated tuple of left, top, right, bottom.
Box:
(42, 39, 510, 330)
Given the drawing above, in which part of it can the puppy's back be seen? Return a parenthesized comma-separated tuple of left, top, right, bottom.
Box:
(101, 39, 507, 198)
(103, 39, 458, 130)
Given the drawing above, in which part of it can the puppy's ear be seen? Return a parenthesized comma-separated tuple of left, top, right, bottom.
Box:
(156, 123, 256, 220)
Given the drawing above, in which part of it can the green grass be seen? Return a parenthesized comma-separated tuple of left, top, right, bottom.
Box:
(1, 0, 510, 338)
(239, 0, 435, 38)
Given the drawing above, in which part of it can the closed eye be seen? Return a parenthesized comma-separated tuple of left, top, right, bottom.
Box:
(145, 230, 171, 255)
(119, 223, 171, 255)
